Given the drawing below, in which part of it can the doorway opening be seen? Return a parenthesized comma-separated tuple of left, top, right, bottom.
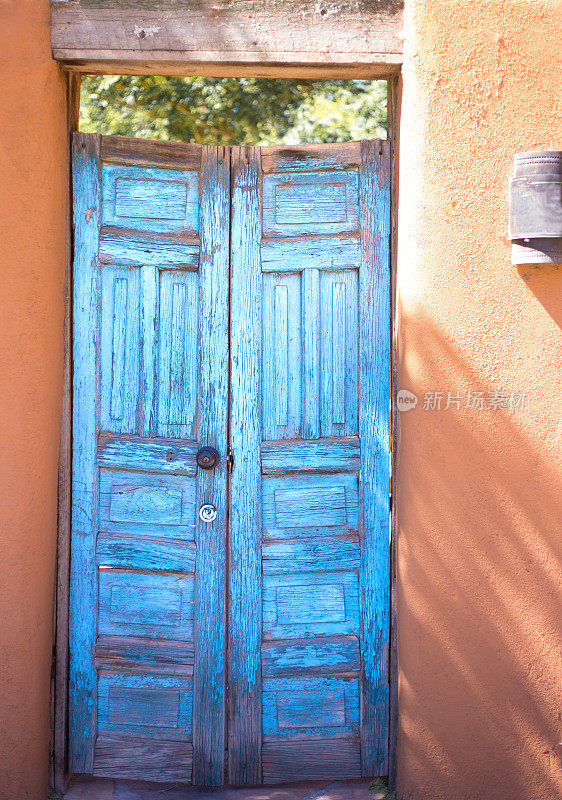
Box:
(54, 70, 396, 798)
(78, 76, 387, 146)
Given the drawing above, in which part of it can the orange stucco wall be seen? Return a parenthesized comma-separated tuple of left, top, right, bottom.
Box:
(0, 0, 67, 797)
(396, 1, 562, 798)
(0, 1, 561, 799)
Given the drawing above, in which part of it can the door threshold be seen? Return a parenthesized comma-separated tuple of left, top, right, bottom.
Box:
(64, 776, 377, 800)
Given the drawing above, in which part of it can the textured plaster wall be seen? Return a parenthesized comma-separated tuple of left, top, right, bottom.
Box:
(396, 1, 562, 799)
(0, 0, 67, 798)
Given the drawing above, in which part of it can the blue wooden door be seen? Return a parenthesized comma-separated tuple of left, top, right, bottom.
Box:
(229, 142, 390, 784)
(71, 135, 390, 786)
(70, 134, 229, 784)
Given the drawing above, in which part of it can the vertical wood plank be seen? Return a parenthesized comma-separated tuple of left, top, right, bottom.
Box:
(358, 139, 391, 776)
(69, 131, 101, 774)
(387, 73, 401, 794)
(302, 267, 320, 439)
(53, 70, 82, 795)
(141, 264, 158, 436)
(192, 146, 230, 786)
(229, 146, 263, 785)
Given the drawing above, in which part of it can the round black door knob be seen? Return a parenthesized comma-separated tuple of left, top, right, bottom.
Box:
(196, 446, 220, 470)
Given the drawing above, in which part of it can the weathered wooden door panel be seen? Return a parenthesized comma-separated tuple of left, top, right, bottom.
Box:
(71, 136, 390, 787)
(229, 142, 390, 784)
(70, 134, 229, 784)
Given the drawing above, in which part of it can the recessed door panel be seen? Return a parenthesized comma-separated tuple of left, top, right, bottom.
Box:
(99, 469, 196, 540)
(98, 570, 195, 640)
(100, 266, 141, 433)
(97, 674, 194, 740)
(102, 164, 200, 235)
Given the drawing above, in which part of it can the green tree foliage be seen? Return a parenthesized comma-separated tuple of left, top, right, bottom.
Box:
(80, 75, 386, 145)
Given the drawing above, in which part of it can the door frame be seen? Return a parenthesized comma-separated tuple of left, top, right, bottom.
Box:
(52, 64, 401, 794)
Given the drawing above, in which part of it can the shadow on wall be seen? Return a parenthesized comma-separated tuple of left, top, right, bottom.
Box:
(396, 265, 562, 800)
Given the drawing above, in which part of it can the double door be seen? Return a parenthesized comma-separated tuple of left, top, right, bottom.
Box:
(70, 133, 390, 786)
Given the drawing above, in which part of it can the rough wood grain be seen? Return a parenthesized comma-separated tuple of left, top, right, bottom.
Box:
(261, 436, 360, 473)
(192, 146, 230, 786)
(97, 433, 197, 474)
(51, 1, 404, 73)
(155, 269, 200, 439)
(261, 635, 360, 677)
(99, 229, 200, 268)
(69, 132, 102, 773)
(99, 265, 141, 432)
(156, 270, 200, 439)
(140, 264, 158, 436)
(97, 673, 194, 738)
(95, 635, 195, 675)
(261, 142, 362, 173)
(262, 740, 361, 783)
(94, 734, 193, 782)
(98, 469, 196, 539)
(228, 146, 263, 785)
(261, 236, 360, 273)
(320, 269, 358, 437)
(95, 534, 197, 572)
(257, 143, 390, 783)
(101, 134, 201, 170)
(262, 537, 360, 574)
(358, 139, 391, 776)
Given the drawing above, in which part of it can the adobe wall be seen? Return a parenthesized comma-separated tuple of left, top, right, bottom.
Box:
(0, 0, 67, 797)
(396, 1, 562, 798)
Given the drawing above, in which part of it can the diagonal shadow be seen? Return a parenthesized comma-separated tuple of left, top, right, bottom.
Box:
(395, 296, 562, 800)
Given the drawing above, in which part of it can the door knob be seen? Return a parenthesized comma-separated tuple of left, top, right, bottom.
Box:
(196, 446, 220, 470)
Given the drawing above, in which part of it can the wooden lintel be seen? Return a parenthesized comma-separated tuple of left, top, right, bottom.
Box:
(61, 58, 401, 79)
(51, 0, 403, 76)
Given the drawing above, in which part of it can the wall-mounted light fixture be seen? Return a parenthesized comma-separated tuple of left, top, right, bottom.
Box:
(509, 150, 562, 266)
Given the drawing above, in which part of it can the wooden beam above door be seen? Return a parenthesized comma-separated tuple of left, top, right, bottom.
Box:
(50, 0, 403, 78)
